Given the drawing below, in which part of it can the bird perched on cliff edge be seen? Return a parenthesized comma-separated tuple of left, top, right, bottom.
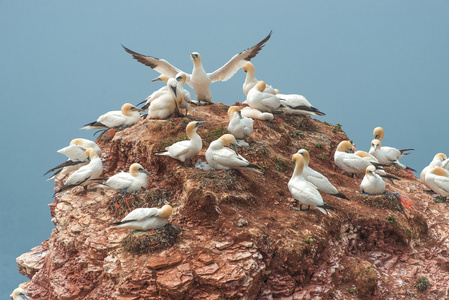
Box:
(44, 138, 101, 180)
(288, 153, 336, 215)
(242, 62, 277, 96)
(147, 78, 183, 119)
(369, 139, 414, 170)
(424, 166, 449, 201)
(334, 141, 382, 177)
(360, 165, 386, 195)
(95, 163, 150, 193)
(54, 148, 103, 196)
(246, 81, 281, 112)
(122, 31, 272, 105)
(156, 121, 206, 167)
(10, 288, 30, 300)
(112, 205, 173, 230)
(82, 103, 144, 130)
(421, 153, 449, 188)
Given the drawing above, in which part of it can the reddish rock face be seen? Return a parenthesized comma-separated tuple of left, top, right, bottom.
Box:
(17, 103, 449, 299)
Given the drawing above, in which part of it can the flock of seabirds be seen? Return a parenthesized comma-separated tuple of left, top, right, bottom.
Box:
(10, 30, 449, 300)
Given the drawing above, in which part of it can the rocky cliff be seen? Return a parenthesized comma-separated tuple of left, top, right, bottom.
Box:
(16, 103, 449, 299)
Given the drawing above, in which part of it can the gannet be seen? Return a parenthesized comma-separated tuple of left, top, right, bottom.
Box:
(10, 288, 30, 300)
(147, 78, 182, 119)
(276, 93, 325, 116)
(175, 72, 192, 114)
(369, 139, 414, 170)
(55, 148, 103, 195)
(246, 81, 281, 112)
(424, 166, 449, 200)
(96, 163, 150, 193)
(242, 62, 276, 96)
(156, 121, 206, 166)
(112, 204, 173, 230)
(421, 153, 448, 187)
(241, 106, 274, 121)
(334, 141, 376, 177)
(138, 75, 170, 108)
(354, 150, 400, 183)
(288, 154, 336, 215)
(82, 103, 144, 129)
(297, 149, 348, 200)
(205, 134, 262, 172)
(360, 165, 386, 195)
(123, 31, 272, 104)
(227, 106, 253, 147)
(44, 138, 101, 179)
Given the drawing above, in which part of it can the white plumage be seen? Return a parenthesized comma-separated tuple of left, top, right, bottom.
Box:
(334, 141, 375, 176)
(147, 78, 181, 119)
(97, 163, 150, 193)
(297, 149, 348, 199)
(227, 106, 253, 146)
(288, 153, 335, 215)
(10, 288, 30, 300)
(156, 121, 205, 165)
(123, 32, 272, 104)
(246, 81, 281, 112)
(242, 62, 276, 96)
(113, 205, 173, 230)
(360, 165, 386, 195)
(205, 134, 261, 172)
(369, 139, 412, 169)
(276, 93, 325, 116)
(424, 167, 449, 199)
(421, 153, 448, 186)
(240, 106, 274, 121)
(82, 103, 143, 129)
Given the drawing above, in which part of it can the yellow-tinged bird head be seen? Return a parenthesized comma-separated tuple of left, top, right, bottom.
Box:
(435, 153, 447, 162)
(431, 166, 448, 177)
(227, 106, 241, 118)
(292, 153, 305, 174)
(151, 75, 169, 83)
(371, 139, 382, 150)
(373, 127, 385, 141)
(175, 72, 187, 84)
(355, 150, 370, 158)
(159, 205, 173, 218)
(366, 165, 376, 175)
(220, 134, 238, 154)
(10, 288, 29, 300)
(255, 81, 266, 92)
(185, 121, 205, 138)
(274, 89, 280, 94)
(242, 62, 255, 73)
(121, 103, 144, 116)
(190, 52, 201, 63)
(297, 149, 310, 166)
(70, 138, 84, 146)
(336, 141, 354, 153)
(85, 148, 98, 161)
(129, 163, 150, 177)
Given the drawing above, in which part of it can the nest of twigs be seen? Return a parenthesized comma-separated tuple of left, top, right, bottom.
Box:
(122, 224, 181, 254)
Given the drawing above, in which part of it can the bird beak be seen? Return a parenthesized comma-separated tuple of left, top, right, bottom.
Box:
(141, 169, 151, 175)
(230, 143, 239, 155)
(171, 85, 177, 97)
(237, 111, 243, 119)
(346, 149, 354, 154)
(176, 76, 182, 82)
(151, 77, 163, 82)
(196, 121, 207, 127)
(131, 106, 146, 112)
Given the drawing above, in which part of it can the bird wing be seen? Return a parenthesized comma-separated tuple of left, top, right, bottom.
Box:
(65, 166, 93, 186)
(122, 45, 188, 79)
(57, 144, 87, 161)
(342, 155, 368, 170)
(121, 207, 159, 222)
(97, 111, 126, 128)
(104, 172, 133, 190)
(168, 141, 191, 157)
(208, 31, 272, 82)
(213, 149, 250, 168)
(288, 181, 323, 206)
(432, 176, 449, 193)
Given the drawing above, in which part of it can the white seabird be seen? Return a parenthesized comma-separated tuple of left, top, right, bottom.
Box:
(137, 75, 170, 108)
(360, 165, 386, 195)
(242, 62, 276, 96)
(10, 288, 30, 300)
(355, 150, 400, 183)
(156, 121, 206, 166)
(44, 138, 101, 179)
(122, 31, 272, 104)
(82, 103, 144, 130)
(240, 106, 274, 121)
(421, 153, 448, 186)
(276, 93, 325, 116)
(334, 141, 377, 177)
(96, 163, 150, 193)
(205, 134, 262, 172)
(112, 204, 173, 230)
(175, 72, 192, 114)
(369, 139, 414, 170)
(147, 78, 183, 119)
(424, 166, 449, 200)
(288, 153, 336, 215)
(246, 81, 281, 112)
(227, 106, 253, 147)
(55, 148, 103, 195)
(297, 149, 348, 200)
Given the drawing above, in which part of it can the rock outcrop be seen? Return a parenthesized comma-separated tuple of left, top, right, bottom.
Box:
(17, 103, 449, 299)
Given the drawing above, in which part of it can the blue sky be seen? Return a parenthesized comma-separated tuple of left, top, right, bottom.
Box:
(1, 1, 448, 296)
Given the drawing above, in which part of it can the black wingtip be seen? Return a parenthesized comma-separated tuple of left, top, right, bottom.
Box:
(333, 192, 349, 200)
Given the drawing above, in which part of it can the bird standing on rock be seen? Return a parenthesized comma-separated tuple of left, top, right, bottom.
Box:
(227, 106, 253, 147)
(95, 163, 150, 193)
(82, 103, 144, 130)
(123, 31, 272, 105)
(288, 153, 336, 215)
